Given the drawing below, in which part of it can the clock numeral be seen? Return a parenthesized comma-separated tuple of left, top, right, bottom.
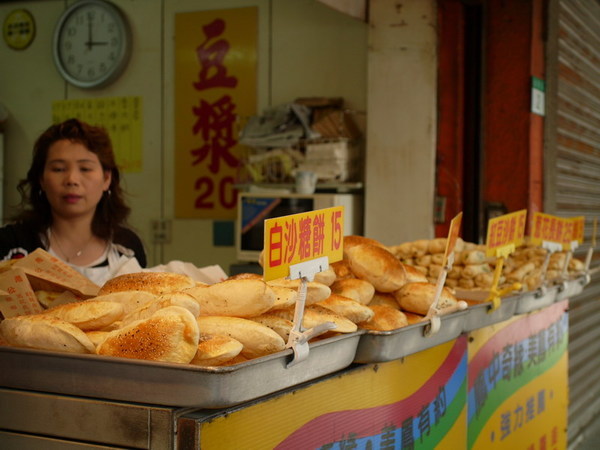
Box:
(87, 67, 96, 78)
(99, 62, 107, 73)
(64, 41, 72, 51)
(75, 64, 83, 74)
(67, 55, 75, 65)
(67, 26, 77, 37)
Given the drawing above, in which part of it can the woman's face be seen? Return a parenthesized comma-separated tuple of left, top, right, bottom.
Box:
(40, 139, 111, 221)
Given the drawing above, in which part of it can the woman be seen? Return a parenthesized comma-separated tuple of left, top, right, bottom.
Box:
(0, 118, 146, 284)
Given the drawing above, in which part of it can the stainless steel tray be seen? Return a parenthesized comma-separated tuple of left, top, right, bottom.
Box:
(554, 275, 589, 302)
(462, 295, 519, 332)
(515, 285, 559, 314)
(353, 310, 468, 363)
(0, 331, 363, 409)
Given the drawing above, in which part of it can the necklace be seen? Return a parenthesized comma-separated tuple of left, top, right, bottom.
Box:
(50, 228, 93, 263)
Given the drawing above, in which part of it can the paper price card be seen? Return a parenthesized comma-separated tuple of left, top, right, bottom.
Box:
(530, 212, 583, 251)
(485, 209, 527, 257)
(0, 268, 43, 318)
(263, 206, 344, 281)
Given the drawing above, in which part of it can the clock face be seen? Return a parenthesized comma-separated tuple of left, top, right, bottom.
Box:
(53, 0, 131, 89)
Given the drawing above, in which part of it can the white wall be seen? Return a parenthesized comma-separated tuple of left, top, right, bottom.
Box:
(0, 0, 369, 273)
(365, 0, 438, 245)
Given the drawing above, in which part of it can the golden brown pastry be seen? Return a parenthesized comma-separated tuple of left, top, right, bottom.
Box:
(0, 314, 95, 353)
(99, 272, 196, 296)
(190, 334, 244, 366)
(96, 306, 200, 364)
(196, 316, 286, 359)
(393, 282, 457, 315)
(346, 243, 407, 292)
(359, 305, 408, 331)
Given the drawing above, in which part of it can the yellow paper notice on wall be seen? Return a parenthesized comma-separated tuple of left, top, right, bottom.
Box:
(263, 206, 344, 281)
(52, 97, 143, 173)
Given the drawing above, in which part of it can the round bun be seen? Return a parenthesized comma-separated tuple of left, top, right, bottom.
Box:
(346, 243, 408, 292)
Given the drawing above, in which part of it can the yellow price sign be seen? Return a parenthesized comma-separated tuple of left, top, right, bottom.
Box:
(485, 209, 527, 257)
(531, 212, 583, 250)
(570, 216, 585, 245)
(442, 212, 463, 268)
(263, 206, 344, 281)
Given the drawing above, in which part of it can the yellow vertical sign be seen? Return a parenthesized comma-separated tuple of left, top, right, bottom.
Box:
(263, 206, 344, 281)
(174, 8, 257, 219)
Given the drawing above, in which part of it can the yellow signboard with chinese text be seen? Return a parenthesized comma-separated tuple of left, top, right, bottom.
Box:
(174, 8, 257, 219)
(263, 206, 344, 281)
(530, 212, 584, 250)
(485, 209, 527, 257)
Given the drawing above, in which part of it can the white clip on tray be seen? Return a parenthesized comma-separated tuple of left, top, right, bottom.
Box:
(554, 274, 590, 302)
(0, 330, 363, 409)
(353, 309, 468, 364)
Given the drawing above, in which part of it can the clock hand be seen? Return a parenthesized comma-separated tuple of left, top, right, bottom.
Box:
(86, 15, 92, 51)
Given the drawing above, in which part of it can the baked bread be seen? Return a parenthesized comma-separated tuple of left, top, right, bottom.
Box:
(99, 272, 196, 296)
(266, 278, 331, 305)
(343, 235, 387, 258)
(41, 300, 125, 331)
(270, 304, 358, 333)
(89, 291, 158, 314)
(248, 314, 294, 341)
(226, 272, 263, 281)
(317, 294, 375, 324)
(346, 243, 407, 292)
(268, 285, 298, 311)
(404, 264, 429, 283)
(190, 334, 244, 366)
(119, 292, 200, 326)
(330, 278, 375, 305)
(196, 316, 286, 359)
(393, 282, 457, 315)
(369, 292, 400, 309)
(0, 314, 95, 353)
(314, 267, 336, 286)
(330, 260, 355, 280)
(359, 305, 408, 331)
(185, 279, 275, 317)
(96, 306, 200, 364)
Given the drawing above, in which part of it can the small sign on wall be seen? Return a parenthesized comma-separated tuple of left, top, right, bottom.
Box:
(531, 77, 545, 116)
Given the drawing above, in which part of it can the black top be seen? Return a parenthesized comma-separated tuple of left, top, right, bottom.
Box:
(0, 222, 147, 268)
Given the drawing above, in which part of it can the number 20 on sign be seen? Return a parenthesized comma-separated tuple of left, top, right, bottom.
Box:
(263, 206, 344, 281)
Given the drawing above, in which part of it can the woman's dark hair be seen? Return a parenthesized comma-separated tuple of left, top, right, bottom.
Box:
(15, 118, 131, 240)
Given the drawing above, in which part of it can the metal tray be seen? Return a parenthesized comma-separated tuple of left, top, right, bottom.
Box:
(353, 310, 468, 363)
(0, 331, 363, 409)
(462, 294, 519, 332)
(514, 285, 559, 314)
(554, 275, 590, 302)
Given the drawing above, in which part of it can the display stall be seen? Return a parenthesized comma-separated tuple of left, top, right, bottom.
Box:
(0, 281, 583, 449)
(0, 210, 592, 449)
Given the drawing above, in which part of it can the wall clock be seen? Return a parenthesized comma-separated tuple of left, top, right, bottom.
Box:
(3, 9, 36, 50)
(53, 0, 132, 89)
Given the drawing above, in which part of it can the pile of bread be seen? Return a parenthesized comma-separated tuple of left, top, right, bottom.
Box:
(389, 238, 586, 292)
(0, 235, 464, 366)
